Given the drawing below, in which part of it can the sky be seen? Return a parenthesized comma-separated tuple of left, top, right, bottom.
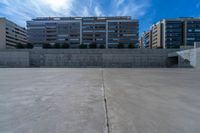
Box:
(0, 0, 200, 35)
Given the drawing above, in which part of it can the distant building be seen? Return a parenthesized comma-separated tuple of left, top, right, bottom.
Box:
(139, 36, 143, 48)
(141, 30, 152, 48)
(27, 16, 139, 48)
(0, 18, 27, 49)
(151, 22, 162, 48)
(141, 17, 200, 48)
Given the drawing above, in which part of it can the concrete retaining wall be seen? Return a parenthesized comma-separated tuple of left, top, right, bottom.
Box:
(0, 49, 178, 68)
(176, 48, 200, 68)
(0, 51, 29, 67)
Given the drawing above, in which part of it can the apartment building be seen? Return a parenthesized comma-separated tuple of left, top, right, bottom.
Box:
(162, 19, 184, 48)
(151, 22, 162, 48)
(139, 36, 144, 48)
(141, 17, 200, 49)
(141, 30, 152, 48)
(27, 16, 139, 48)
(0, 18, 27, 49)
(184, 19, 200, 46)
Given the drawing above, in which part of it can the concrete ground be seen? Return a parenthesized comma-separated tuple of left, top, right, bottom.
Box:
(0, 68, 200, 133)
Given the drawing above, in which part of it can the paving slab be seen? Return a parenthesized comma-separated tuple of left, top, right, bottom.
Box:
(0, 68, 106, 133)
(104, 69, 200, 133)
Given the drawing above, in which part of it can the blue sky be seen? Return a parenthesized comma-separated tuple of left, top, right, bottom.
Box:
(0, 0, 200, 35)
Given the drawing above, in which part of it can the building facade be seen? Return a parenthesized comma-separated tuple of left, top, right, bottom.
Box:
(0, 18, 27, 49)
(27, 16, 139, 48)
(141, 30, 152, 48)
(141, 18, 200, 49)
(139, 36, 143, 48)
(151, 22, 162, 48)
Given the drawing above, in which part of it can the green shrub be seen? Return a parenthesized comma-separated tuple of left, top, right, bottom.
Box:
(61, 43, 70, 48)
(79, 44, 87, 49)
(89, 42, 97, 49)
(16, 43, 25, 49)
(27, 43, 34, 49)
(54, 43, 61, 49)
(43, 43, 52, 49)
(117, 43, 124, 49)
(99, 44, 105, 49)
(128, 44, 135, 49)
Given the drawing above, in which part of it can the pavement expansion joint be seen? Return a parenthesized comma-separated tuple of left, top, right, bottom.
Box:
(101, 69, 110, 133)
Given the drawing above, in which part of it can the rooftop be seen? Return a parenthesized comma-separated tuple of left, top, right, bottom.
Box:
(32, 16, 133, 21)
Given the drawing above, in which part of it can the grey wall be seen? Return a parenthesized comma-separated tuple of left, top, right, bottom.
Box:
(0, 51, 29, 67)
(0, 49, 178, 68)
(176, 48, 200, 68)
(197, 49, 200, 68)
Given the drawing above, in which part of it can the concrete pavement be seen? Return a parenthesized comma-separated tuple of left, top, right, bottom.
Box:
(0, 69, 106, 133)
(104, 69, 200, 133)
(0, 68, 200, 133)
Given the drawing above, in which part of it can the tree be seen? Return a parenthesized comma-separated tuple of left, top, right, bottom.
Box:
(54, 43, 61, 49)
(26, 43, 34, 49)
(79, 44, 87, 49)
(99, 44, 105, 49)
(89, 42, 97, 49)
(128, 43, 135, 49)
(61, 43, 70, 49)
(16, 43, 25, 49)
(43, 43, 52, 49)
(117, 43, 124, 49)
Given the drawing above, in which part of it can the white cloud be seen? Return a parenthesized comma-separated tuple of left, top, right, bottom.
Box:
(0, 0, 9, 5)
(0, 0, 150, 26)
(116, 0, 125, 7)
(89, 0, 93, 8)
(83, 7, 90, 16)
(94, 6, 104, 16)
(119, 2, 148, 17)
(40, 0, 73, 12)
(113, 0, 150, 18)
